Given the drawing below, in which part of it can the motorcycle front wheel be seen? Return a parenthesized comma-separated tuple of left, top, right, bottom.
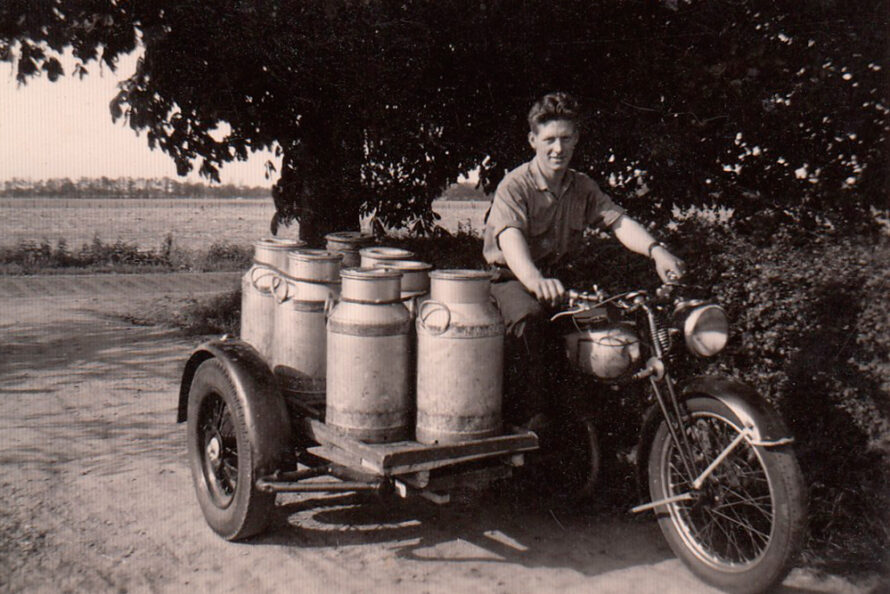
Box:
(648, 397, 806, 594)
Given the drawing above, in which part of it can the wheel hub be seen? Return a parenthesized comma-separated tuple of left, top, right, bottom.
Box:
(206, 435, 221, 465)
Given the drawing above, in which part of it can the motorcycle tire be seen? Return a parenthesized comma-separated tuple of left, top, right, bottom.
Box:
(648, 397, 806, 594)
(187, 358, 276, 541)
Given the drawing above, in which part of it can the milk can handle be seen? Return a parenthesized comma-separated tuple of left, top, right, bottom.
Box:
(323, 291, 339, 319)
(250, 266, 278, 294)
(417, 299, 451, 335)
(271, 276, 290, 303)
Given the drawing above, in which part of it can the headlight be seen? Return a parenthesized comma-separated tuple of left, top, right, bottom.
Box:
(683, 304, 729, 357)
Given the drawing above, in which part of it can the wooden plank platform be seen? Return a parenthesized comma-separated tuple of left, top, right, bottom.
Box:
(299, 418, 538, 476)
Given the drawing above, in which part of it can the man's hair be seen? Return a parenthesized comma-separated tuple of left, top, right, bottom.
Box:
(527, 92, 581, 132)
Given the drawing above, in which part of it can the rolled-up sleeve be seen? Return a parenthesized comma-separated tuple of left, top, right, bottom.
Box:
(487, 181, 529, 243)
(482, 176, 532, 266)
(585, 181, 625, 228)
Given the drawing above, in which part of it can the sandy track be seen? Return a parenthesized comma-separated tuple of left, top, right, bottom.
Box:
(0, 274, 868, 593)
(0, 271, 240, 299)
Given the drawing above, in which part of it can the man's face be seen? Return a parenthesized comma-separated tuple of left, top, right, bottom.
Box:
(528, 119, 579, 177)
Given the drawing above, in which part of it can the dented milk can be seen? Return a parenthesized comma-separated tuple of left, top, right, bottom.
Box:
(415, 270, 505, 444)
(359, 246, 415, 268)
(241, 237, 304, 361)
(324, 231, 374, 268)
(271, 249, 343, 400)
(325, 268, 412, 443)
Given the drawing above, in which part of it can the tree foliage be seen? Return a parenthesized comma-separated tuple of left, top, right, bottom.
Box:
(2, 1, 887, 241)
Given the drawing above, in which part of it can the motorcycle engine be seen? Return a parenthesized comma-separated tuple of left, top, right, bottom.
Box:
(563, 322, 642, 380)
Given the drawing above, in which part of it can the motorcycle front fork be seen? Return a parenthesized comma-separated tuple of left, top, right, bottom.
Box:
(631, 373, 701, 514)
(629, 373, 758, 514)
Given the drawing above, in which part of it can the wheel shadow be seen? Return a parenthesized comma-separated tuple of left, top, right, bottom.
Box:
(255, 487, 838, 592)
(257, 487, 677, 581)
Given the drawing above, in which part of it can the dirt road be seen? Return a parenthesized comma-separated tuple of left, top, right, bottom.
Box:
(0, 274, 868, 593)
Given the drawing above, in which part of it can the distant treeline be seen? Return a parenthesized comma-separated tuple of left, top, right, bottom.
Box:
(0, 177, 270, 199)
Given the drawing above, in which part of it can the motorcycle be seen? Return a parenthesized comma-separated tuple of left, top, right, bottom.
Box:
(532, 279, 807, 594)
(176, 270, 806, 594)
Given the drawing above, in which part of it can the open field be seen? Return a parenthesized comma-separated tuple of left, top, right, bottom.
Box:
(0, 197, 488, 251)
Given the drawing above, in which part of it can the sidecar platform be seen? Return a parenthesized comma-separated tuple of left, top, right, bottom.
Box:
(255, 397, 539, 500)
(301, 416, 538, 475)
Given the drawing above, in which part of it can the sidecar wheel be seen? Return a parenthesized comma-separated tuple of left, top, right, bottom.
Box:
(648, 397, 806, 594)
(187, 359, 275, 540)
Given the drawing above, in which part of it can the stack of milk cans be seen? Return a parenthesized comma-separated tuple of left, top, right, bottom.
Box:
(240, 232, 505, 445)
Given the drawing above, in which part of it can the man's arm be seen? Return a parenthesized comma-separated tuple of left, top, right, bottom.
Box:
(611, 215, 686, 282)
(499, 227, 565, 304)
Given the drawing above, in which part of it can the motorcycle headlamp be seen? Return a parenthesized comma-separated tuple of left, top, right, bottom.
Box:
(683, 304, 729, 357)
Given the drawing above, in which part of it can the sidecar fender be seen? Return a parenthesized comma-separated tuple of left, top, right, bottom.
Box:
(635, 375, 794, 500)
(176, 338, 292, 470)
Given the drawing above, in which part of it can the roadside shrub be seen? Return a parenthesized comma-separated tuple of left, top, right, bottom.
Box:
(0, 234, 251, 274)
(191, 241, 253, 271)
(176, 289, 242, 336)
(667, 222, 889, 572)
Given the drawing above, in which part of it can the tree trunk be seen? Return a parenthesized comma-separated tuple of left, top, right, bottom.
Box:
(271, 134, 363, 246)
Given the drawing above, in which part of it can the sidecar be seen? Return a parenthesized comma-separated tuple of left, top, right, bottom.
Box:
(176, 336, 539, 541)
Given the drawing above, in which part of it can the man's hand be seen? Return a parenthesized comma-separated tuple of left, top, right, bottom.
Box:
(498, 228, 566, 305)
(651, 245, 686, 283)
(526, 275, 566, 306)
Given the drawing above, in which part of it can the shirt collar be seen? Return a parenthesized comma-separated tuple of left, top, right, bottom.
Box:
(528, 159, 575, 196)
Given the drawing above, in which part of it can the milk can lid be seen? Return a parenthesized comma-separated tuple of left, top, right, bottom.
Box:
(359, 246, 415, 259)
(340, 267, 403, 280)
(429, 269, 492, 281)
(255, 237, 305, 250)
(325, 231, 374, 243)
(373, 259, 432, 272)
(288, 248, 343, 262)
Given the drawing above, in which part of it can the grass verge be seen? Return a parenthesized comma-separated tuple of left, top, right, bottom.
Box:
(0, 233, 252, 274)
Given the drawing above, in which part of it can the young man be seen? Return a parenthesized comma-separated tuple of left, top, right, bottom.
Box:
(483, 92, 685, 426)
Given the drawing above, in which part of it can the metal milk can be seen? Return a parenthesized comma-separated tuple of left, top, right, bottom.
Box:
(359, 246, 415, 268)
(271, 249, 343, 400)
(415, 270, 505, 444)
(252, 237, 304, 271)
(324, 231, 374, 268)
(241, 238, 304, 361)
(373, 259, 432, 316)
(325, 268, 412, 443)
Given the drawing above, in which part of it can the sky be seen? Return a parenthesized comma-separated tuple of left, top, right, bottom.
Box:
(0, 51, 277, 187)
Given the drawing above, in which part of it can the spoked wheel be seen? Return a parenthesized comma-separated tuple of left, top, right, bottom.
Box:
(199, 393, 238, 506)
(187, 359, 275, 540)
(648, 397, 806, 594)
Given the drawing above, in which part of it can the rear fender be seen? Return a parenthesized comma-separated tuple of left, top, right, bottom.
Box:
(635, 375, 794, 500)
(177, 338, 293, 473)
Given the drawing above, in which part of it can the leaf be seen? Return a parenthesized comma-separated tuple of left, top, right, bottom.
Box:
(43, 57, 64, 82)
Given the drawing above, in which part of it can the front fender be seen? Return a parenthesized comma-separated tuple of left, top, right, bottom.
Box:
(177, 338, 293, 473)
(681, 375, 792, 444)
(635, 374, 794, 501)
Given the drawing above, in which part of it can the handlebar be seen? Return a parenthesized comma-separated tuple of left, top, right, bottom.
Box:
(553, 278, 685, 322)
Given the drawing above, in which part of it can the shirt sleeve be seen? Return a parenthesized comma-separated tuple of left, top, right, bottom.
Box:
(585, 180, 625, 229)
(486, 178, 529, 243)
